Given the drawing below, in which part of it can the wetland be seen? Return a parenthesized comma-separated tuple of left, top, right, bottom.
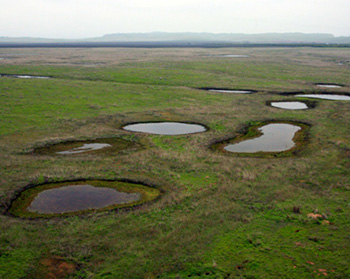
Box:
(0, 47, 350, 279)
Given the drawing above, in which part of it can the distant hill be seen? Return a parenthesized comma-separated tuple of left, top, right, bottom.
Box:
(96, 32, 350, 44)
(0, 32, 349, 46)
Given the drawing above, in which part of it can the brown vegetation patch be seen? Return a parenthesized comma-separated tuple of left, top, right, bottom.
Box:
(38, 257, 77, 279)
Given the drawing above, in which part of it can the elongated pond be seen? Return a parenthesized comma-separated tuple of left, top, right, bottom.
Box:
(295, 94, 350, 101)
(316, 84, 342, 88)
(219, 55, 249, 58)
(123, 122, 207, 135)
(0, 74, 50, 79)
(224, 123, 302, 153)
(8, 180, 160, 217)
(208, 89, 254, 94)
(270, 101, 308, 110)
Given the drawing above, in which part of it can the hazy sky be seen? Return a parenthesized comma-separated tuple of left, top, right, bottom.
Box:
(1, 0, 349, 38)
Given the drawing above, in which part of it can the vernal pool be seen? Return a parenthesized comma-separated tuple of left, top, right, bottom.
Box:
(27, 185, 141, 214)
(0, 74, 50, 79)
(208, 89, 254, 94)
(8, 180, 160, 217)
(56, 143, 111, 155)
(295, 94, 350, 101)
(270, 101, 309, 110)
(224, 123, 302, 153)
(32, 137, 142, 156)
(316, 84, 342, 88)
(123, 122, 207, 135)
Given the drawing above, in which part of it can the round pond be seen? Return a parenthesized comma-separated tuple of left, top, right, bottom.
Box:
(8, 180, 160, 218)
(122, 122, 207, 135)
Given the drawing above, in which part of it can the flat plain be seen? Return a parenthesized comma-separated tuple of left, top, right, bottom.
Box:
(0, 47, 350, 278)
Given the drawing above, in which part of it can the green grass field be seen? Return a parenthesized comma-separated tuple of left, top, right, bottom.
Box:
(0, 47, 349, 278)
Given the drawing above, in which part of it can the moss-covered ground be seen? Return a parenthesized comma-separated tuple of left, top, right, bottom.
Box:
(0, 47, 349, 278)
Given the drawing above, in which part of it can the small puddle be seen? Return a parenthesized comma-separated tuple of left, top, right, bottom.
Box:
(316, 84, 342, 88)
(123, 122, 207, 135)
(224, 123, 301, 153)
(32, 137, 141, 156)
(8, 180, 160, 217)
(218, 55, 249, 58)
(28, 184, 141, 214)
(295, 94, 350, 101)
(0, 74, 50, 79)
(270, 101, 309, 110)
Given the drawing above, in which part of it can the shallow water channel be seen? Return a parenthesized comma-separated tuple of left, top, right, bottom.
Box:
(224, 123, 301, 153)
(27, 184, 141, 214)
(270, 101, 308, 110)
(123, 122, 206, 135)
(295, 94, 350, 101)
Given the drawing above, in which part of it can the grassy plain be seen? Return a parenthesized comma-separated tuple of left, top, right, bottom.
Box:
(0, 47, 350, 278)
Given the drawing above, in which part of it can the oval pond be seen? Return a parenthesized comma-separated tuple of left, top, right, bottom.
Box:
(295, 94, 350, 101)
(316, 84, 342, 88)
(123, 122, 207, 135)
(270, 101, 309, 110)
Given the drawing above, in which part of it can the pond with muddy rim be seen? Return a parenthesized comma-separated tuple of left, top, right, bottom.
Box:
(212, 121, 309, 157)
(122, 122, 207, 135)
(32, 137, 143, 155)
(8, 180, 160, 218)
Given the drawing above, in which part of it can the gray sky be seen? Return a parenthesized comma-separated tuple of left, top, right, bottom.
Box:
(1, 0, 349, 38)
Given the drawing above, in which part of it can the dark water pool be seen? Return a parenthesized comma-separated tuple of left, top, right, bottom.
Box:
(123, 122, 207, 135)
(27, 184, 141, 214)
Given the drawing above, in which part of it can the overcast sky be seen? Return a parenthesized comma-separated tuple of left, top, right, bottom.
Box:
(1, 0, 349, 38)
